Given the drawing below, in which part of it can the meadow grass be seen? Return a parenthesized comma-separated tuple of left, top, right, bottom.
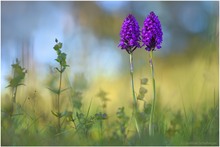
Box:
(1, 41, 219, 146)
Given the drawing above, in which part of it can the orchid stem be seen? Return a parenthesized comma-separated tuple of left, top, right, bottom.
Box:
(149, 50, 156, 136)
(129, 52, 140, 138)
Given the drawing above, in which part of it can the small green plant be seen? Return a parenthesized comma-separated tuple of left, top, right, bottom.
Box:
(137, 78, 148, 101)
(71, 90, 83, 111)
(95, 112, 107, 144)
(2, 59, 27, 145)
(49, 38, 69, 134)
(96, 89, 110, 113)
(74, 98, 95, 137)
(6, 58, 27, 114)
(116, 107, 130, 144)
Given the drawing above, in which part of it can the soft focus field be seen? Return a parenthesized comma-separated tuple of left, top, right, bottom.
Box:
(1, 1, 219, 146)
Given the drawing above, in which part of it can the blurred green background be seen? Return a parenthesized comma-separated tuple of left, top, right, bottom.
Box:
(1, 1, 219, 145)
(2, 1, 218, 111)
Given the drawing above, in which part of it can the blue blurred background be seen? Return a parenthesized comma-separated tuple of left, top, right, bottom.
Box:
(1, 1, 219, 111)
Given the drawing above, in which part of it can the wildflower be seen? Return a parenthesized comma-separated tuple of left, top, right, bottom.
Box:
(118, 14, 141, 53)
(118, 14, 141, 137)
(142, 11, 163, 51)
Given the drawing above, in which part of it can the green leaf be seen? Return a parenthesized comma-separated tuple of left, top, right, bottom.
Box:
(60, 87, 69, 93)
(139, 87, 147, 95)
(137, 94, 145, 100)
(53, 42, 62, 51)
(61, 52, 66, 58)
(116, 107, 125, 118)
(56, 50, 61, 56)
(55, 67, 61, 73)
(86, 98, 93, 119)
(7, 59, 26, 88)
(61, 67, 66, 73)
(97, 89, 110, 102)
(141, 78, 148, 85)
(60, 111, 73, 118)
(47, 87, 59, 94)
(53, 44, 60, 51)
(58, 42, 62, 49)
(144, 103, 151, 115)
(55, 58, 60, 63)
(51, 110, 59, 117)
(60, 111, 66, 118)
(76, 112, 84, 122)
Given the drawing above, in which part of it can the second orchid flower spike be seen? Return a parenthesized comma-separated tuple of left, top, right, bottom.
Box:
(142, 11, 163, 51)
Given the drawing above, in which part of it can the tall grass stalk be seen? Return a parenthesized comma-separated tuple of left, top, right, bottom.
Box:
(149, 51, 156, 136)
(129, 53, 140, 137)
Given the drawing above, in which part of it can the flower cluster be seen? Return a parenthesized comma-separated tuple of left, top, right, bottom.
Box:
(142, 11, 163, 51)
(118, 12, 163, 52)
(118, 14, 141, 53)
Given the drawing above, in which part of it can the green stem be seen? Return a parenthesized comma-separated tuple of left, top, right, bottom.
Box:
(12, 87, 17, 104)
(100, 120, 103, 144)
(129, 53, 140, 137)
(149, 51, 156, 136)
(12, 68, 18, 115)
(57, 65, 63, 133)
(12, 66, 18, 103)
(130, 53, 136, 108)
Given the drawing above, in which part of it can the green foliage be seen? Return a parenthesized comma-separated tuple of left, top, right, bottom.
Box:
(95, 112, 107, 120)
(137, 78, 148, 100)
(70, 73, 88, 111)
(49, 38, 70, 134)
(71, 90, 83, 110)
(6, 59, 27, 88)
(1, 40, 218, 146)
(53, 38, 69, 72)
(115, 107, 130, 143)
(72, 73, 88, 90)
(136, 102, 151, 129)
(75, 111, 97, 137)
(2, 88, 219, 146)
(140, 78, 148, 85)
(96, 89, 110, 111)
(77, 112, 92, 126)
